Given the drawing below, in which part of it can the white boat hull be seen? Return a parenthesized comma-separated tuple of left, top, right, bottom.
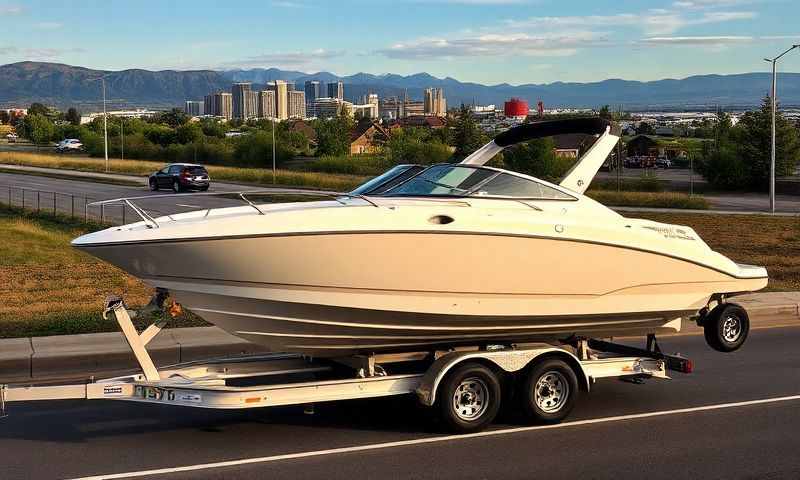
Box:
(78, 231, 767, 356)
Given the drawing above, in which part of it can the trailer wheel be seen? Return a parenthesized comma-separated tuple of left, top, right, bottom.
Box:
(519, 358, 578, 424)
(703, 303, 749, 352)
(436, 362, 501, 434)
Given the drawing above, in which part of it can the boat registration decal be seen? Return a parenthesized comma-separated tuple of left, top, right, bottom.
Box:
(642, 225, 695, 241)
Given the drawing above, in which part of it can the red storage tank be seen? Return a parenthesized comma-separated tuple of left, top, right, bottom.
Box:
(504, 98, 529, 118)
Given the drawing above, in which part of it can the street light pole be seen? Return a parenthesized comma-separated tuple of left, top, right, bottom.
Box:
(764, 44, 799, 214)
(272, 117, 276, 184)
(102, 77, 109, 173)
(120, 117, 124, 161)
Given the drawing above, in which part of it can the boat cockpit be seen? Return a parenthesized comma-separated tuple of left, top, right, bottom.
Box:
(352, 163, 577, 202)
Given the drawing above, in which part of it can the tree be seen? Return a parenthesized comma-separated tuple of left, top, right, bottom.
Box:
(635, 122, 656, 135)
(387, 127, 452, 165)
(697, 102, 800, 190)
(65, 107, 81, 125)
(156, 108, 189, 128)
(502, 137, 573, 182)
(0, 110, 9, 125)
(23, 114, 56, 146)
(598, 105, 612, 120)
(736, 96, 800, 188)
(176, 122, 203, 144)
(452, 105, 485, 160)
(314, 112, 354, 156)
(28, 103, 49, 116)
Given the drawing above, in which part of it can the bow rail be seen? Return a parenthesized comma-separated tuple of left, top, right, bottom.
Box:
(87, 189, 379, 229)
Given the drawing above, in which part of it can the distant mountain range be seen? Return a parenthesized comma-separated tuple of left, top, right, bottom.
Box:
(1, 61, 798, 112)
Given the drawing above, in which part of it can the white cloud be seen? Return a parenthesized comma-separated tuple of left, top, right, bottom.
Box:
(34, 22, 62, 30)
(641, 35, 753, 45)
(672, 0, 749, 9)
(0, 46, 84, 58)
(227, 49, 344, 68)
(376, 31, 604, 60)
(0, 4, 22, 15)
(411, 0, 532, 3)
(271, 1, 306, 7)
(506, 9, 756, 35)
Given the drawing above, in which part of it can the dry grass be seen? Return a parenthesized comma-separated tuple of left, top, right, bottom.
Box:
(587, 190, 709, 209)
(0, 151, 366, 192)
(0, 209, 205, 338)
(1, 195, 796, 338)
(632, 212, 800, 291)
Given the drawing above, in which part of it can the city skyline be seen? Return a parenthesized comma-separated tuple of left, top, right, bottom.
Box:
(0, 0, 798, 85)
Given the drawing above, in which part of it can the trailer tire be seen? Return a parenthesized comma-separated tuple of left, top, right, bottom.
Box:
(519, 358, 578, 424)
(703, 303, 749, 352)
(436, 362, 501, 434)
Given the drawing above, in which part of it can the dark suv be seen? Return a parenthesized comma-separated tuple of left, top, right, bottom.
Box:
(149, 164, 210, 192)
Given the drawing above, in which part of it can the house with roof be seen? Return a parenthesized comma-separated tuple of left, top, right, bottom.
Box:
(350, 120, 390, 155)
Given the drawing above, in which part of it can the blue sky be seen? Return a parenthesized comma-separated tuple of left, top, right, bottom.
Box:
(1, 0, 799, 84)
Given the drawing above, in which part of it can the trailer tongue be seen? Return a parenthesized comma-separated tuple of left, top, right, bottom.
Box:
(1, 296, 692, 433)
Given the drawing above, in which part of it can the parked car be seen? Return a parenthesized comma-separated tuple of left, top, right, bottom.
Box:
(149, 163, 210, 192)
(655, 157, 672, 169)
(55, 138, 83, 153)
(6, 133, 17, 143)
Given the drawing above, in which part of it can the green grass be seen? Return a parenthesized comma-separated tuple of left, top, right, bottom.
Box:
(0, 151, 367, 192)
(587, 190, 710, 209)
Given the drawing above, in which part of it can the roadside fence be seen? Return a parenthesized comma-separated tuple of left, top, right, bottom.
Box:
(2, 185, 127, 225)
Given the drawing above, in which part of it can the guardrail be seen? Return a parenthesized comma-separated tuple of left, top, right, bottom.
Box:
(1, 185, 128, 225)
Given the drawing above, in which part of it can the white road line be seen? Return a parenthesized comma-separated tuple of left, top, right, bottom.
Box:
(69, 394, 800, 480)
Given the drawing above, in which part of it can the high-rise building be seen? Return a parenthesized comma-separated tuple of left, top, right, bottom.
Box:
(184, 100, 204, 116)
(204, 92, 232, 119)
(288, 90, 306, 119)
(327, 81, 343, 101)
(310, 98, 352, 119)
(258, 90, 276, 119)
(424, 88, 446, 116)
(245, 90, 258, 119)
(304, 80, 320, 104)
(232, 82, 255, 119)
(273, 80, 289, 120)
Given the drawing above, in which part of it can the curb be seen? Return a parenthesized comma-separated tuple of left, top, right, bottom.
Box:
(0, 327, 267, 383)
(1, 301, 798, 384)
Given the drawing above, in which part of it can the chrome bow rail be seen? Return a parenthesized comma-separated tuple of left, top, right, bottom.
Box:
(87, 189, 379, 229)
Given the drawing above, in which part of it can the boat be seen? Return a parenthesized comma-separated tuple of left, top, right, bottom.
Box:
(72, 118, 768, 357)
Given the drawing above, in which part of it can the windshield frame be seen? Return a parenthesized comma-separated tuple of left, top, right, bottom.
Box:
(377, 163, 578, 202)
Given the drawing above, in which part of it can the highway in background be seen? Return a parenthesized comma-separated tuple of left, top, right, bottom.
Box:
(2, 169, 799, 220)
(1, 326, 798, 479)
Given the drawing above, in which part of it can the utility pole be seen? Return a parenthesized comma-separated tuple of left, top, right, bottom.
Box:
(764, 44, 799, 213)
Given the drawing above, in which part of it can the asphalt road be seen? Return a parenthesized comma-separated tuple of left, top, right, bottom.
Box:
(0, 171, 280, 224)
(1, 325, 799, 480)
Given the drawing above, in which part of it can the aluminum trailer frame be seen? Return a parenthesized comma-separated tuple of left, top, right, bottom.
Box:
(0, 297, 692, 428)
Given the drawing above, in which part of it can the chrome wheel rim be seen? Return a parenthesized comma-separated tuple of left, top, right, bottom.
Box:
(534, 371, 569, 413)
(722, 315, 741, 343)
(452, 377, 489, 421)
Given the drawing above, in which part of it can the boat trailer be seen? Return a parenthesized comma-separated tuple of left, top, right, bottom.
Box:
(1, 296, 693, 433)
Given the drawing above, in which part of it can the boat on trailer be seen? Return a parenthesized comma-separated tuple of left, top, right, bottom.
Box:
(0, 118, 766, 433)
(70, 118, 766, 356)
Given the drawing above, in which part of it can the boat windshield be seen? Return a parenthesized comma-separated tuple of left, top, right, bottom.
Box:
(382, 164, 575, 200)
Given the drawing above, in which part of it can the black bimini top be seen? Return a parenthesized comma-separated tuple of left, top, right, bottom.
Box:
(493, 117, 618, 148)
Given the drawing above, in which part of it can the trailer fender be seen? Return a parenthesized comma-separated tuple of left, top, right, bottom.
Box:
(416, 346, 590, 407)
